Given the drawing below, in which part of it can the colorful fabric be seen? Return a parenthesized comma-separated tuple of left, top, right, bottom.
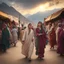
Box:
(49, 28, 56, 48)
(35, 28, 47, 58)
(57, 28, 64, 54)
(22, 28, 35, 58)
(2, 27, 10, 48)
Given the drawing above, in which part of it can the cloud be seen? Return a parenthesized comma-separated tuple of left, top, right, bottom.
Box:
(9, 0, 50, 9)
(0, 0, 64, 15)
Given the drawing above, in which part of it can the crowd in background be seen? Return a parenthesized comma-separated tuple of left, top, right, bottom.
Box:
(0, 21, 18, 52)
(0, 18, 64, 62)
(45, 18, 64, 56)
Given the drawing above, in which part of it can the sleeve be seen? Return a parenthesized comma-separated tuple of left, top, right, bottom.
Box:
(36, 28, 39, 36)
(33, 31, 35, 40)
(32, 30, 35, 44)
(22, 30, 26, 41)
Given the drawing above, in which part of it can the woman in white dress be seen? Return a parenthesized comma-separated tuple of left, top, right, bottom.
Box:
(22, 23, 35, 62)
(11, 26, 18, 46)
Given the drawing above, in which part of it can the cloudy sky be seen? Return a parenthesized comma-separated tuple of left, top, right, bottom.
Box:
(0, 0, 64, 15)
(0, 0, 64, 22)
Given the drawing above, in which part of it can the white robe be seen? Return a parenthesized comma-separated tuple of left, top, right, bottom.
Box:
(22, 28, 35, 58)
(11, 28, 18, 43)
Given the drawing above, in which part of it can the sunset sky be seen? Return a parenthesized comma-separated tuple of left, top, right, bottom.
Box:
(0, 0, 64, 22)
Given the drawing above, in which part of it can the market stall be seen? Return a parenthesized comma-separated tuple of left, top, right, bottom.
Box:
(44, 8, 64, 25)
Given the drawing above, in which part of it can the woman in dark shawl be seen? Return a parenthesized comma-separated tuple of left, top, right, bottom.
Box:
(1, 23, 10, 52)
(35, 22, 47, 59)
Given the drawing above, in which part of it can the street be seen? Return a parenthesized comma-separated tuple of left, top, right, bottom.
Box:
(0, 41, 64, 64)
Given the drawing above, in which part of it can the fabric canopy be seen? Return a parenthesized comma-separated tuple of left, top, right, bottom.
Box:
(0, 11, 8, 18)
(45, 8, 64, 23)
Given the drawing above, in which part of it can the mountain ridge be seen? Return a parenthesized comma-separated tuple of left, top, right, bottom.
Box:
(0, 2, 31, 23)
(27, 9, 60, 23)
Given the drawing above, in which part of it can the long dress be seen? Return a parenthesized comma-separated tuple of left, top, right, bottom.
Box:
(36, 28, 47, 58)
(22, 28, 35, 58)
(11, 28, 18, 44)
(49, 28, 56, 48)
(47, 25, 53, 41)
(57, 28, 64, 54)
(1, 27, 10, 50)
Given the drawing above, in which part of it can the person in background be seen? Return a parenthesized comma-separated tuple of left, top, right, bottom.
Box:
(11, 26, 18, 47)
(46, 22, 52, 44)
(7, 24, 13, 46)
(1, 23, 10, 52)
(20, 25, 26, 43)
(56, 23, 62, 44)
(22, 23, 35, 62)
(35, 22, 47, 60)
(49, 23, 56, 50)
(43, 23, 48, 45)
(17, 27, 20, 40)
(57, 23, 64, 56)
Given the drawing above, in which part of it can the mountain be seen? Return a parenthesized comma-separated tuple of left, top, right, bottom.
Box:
(28, 9, 60, 23)
(0, 2, 31, 24)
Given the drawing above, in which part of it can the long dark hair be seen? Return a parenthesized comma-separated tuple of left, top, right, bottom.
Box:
(37, 21, 43, 33)
(37, 21, 43, 29)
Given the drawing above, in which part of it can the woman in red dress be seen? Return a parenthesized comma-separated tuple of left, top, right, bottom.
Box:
(35, 22, 47, 59)
(49, 23, 56, 49)
(57, 23, 64, 56)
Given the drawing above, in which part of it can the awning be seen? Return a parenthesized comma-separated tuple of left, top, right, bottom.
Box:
(0, 11, 8, 18)
(45, 8, 64, 22)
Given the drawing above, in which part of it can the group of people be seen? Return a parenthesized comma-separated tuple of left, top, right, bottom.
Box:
(46, 21, 64, 56)
(0, 22, 18, 52)
(0, 20, 64, 62)
(21, 22, 47, 62)
(56, 23, 64, 56)
(20, 21, 64, 62)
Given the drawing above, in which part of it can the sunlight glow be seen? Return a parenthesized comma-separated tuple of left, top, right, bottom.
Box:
(38, 3, 49, 12)
(39, 6, 44, 9)
(11, 1, 64, 15)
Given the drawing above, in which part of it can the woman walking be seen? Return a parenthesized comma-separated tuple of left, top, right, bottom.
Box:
(57, 23, 64, 56)
(35, 22, 47, 60)
(11, 26, 18, 47)
(1, 23, 10, 52)
(49, 23, 56, 49)
(22, 23, 35, 62)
